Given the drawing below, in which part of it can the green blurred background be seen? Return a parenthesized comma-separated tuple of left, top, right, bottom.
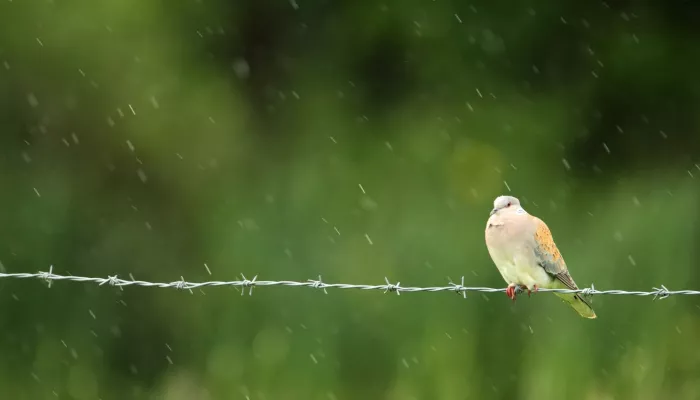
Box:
(2, 0, 700, 399)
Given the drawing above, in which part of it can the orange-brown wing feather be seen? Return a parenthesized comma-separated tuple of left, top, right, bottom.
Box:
(532, 217, 593, 308)
(532, 217, 578, 290)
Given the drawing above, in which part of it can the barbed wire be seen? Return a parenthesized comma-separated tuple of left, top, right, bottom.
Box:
(0, 266, 697, 301)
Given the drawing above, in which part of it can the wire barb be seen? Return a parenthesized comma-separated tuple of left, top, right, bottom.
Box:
(100, 275, 124, 291)
(100, 275, 118, 286)
(383, 277, 401, 295)
(581, 284, 595, 299)
(652, 285, 670, 301)
(448, 276, 467, 299)
(308, 275, 328, 294)
(38, 265, 55, 288)
(240, 274, 257, 296)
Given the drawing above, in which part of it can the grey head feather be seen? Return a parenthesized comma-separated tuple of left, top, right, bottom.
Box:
(489, 195, 522, 216)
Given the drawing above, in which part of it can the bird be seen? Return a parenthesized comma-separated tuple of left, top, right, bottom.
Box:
(484, 195, 596, 319)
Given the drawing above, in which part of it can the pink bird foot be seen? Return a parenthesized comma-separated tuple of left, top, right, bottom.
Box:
(527, 284, 539, 297)
(506, 283, 518, 302)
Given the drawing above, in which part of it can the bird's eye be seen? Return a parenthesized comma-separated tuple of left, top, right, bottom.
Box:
(507, 202, 511, 207)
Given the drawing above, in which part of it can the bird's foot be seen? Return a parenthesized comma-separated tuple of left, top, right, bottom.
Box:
(506, 283, 519, 302)
(527, 284, 539, 297)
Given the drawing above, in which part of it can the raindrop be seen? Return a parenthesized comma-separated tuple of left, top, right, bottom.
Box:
(359, 196, 378, 211)
(137, 169, 148, 183)
(561, 159, 571, 170)
(27, 93, 39, 107)
(232, 58, 250, 79)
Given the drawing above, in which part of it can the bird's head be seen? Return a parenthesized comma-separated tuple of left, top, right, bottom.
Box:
(490, 195, 521, 216)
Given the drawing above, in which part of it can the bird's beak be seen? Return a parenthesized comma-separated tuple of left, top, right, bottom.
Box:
(489, 208, 497, 216)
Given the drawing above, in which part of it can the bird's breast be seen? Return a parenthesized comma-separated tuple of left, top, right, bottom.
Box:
(485, 228, 553, 288)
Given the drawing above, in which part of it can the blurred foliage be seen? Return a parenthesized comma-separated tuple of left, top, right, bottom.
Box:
(2, 0, 700, 399)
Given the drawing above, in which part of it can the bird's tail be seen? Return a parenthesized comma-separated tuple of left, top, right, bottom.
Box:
(554, 292, 596, 319)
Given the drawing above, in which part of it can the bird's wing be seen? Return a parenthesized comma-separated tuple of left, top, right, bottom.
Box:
(530, 216, 580, 291)
(530, 215, 595, 314)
